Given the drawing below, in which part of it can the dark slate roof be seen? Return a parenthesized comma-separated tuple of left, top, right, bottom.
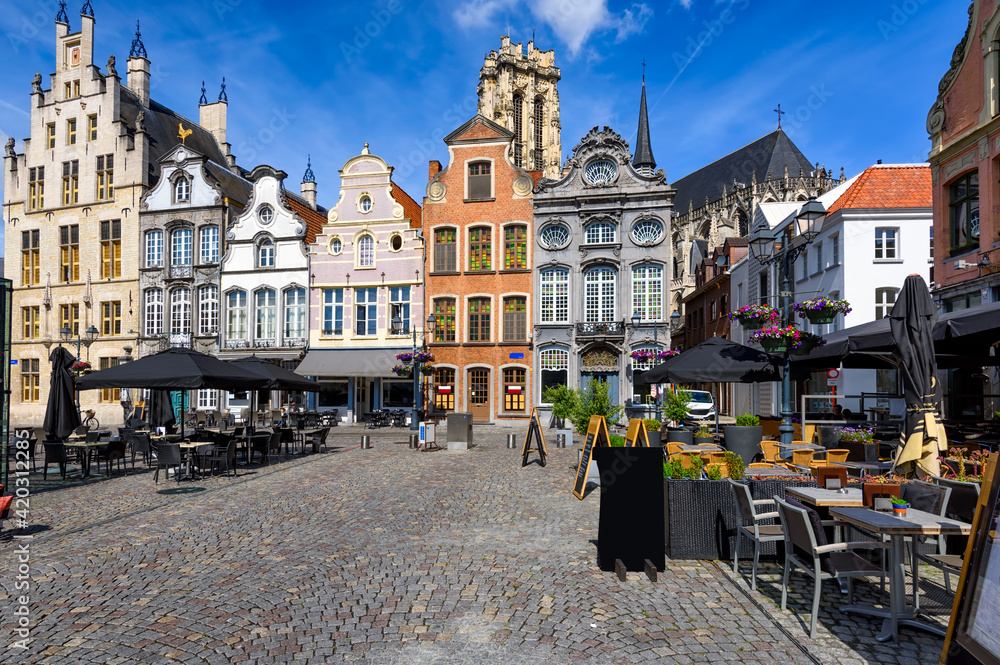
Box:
(632, 82, 655, 171)
(119, 85, 229, 188)
(204, 161, 252, 206)
(672, 129, 814, 213)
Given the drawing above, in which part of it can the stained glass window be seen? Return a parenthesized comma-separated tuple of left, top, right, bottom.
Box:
(631, 219, 663, 245)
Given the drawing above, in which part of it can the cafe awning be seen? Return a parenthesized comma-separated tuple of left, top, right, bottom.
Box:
(295, 348, 411, 378)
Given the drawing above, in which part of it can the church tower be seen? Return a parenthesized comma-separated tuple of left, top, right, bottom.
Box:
(478, 36, 562, 180)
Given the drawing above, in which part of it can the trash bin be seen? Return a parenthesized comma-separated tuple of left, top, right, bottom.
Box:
(447, 412, 473, 450)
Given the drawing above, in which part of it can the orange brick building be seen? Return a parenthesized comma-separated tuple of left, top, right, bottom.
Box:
(423, 115, 537, 423)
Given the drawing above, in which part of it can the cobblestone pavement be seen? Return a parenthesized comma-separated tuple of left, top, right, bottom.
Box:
(1, 425, 951, 664)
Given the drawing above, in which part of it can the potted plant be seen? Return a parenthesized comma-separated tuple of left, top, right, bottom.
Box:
(694, 425, 714, 445)
(793, 297, 852, 325)
(662, 386, 693, 444)
(729, 304, 780, 330)
(544, 385, 578, 446)
(839, 426, 876, 462)
(748, 325, 805, 354)
(391, 364, 413, 377)
(722, 414, 763, 466)
(789, 331, 826, 355)
(568, 379, 623, 434)
(890, 497, 910, 517)
(643, 418, 662, 448)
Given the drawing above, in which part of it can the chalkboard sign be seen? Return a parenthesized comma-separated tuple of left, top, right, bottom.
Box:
(624, 419, 649, 448)
(573, 416, 610, 500)
(521, 408, 548, 467)
(943, 452, 1000, 665)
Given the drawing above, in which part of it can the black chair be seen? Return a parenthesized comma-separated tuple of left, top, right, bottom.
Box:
(131, 432, 155, 467)
(306, 427, 329, 454)
(42, 442, 68, 480)
(279, 427, 295, 454)
(248, 433, 271, 465)
(99, 440, 130, 476)
(10, 436, 37, 474)
(154, 443, 182, 483)
(205, 435, 238, 478)
(268, 429, 283, 460)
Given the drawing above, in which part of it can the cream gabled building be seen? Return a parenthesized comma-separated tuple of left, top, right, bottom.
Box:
(477, 36, 562, 179)
(2, 8, 235, 427)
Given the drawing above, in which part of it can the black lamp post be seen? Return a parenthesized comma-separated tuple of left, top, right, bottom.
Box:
(392, 313, 437, 430)
(60, 323, 99, 413)
(748, 195, 826, 445)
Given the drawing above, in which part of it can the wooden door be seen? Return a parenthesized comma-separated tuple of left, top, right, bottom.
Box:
(469, 368, 491, 423)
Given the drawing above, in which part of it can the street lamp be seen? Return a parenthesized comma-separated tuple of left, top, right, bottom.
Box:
(60, 324, 99, 413)
(747, 196, 827, 445)
(670, 310, 681, 331)
(392, 313, 437, 430)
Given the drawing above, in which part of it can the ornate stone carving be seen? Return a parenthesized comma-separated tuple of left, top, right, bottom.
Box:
(4, 137, 14, 158)
(32, 73, 42, 94)
(581, 347, 619, 371)
(426, 180, 446, 202)
(327, 209, 339, 223)
(392, 202, 404, 219)
(944, 150, 976, 178)
(980, 137, 989, 160)
(512, 174, 533, 197)
(927, 2, 975, 134)
(106, 55, 117, 77)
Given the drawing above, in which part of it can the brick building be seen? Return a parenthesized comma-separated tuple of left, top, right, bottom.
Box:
(423, 115, 537, 423)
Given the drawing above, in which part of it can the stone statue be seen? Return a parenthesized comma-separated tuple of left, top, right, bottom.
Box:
(5, 137, 15, 158)
(107, 55, 117, 77)
(31, 73, 42, 94)
(135, 110, 145, 133)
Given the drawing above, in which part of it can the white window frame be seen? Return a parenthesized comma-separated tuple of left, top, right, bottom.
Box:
(875, 227, 898, 260)
(875, 287, 898, 320)
(631, 264, 662, 322)
(226, 290, 247, 340)
(144, 289, 163, 336)
(200, 226, 219, 264)
(284, 288, 306, 339)
(584, 221, 617, 244)
(255, 289, 277, 340)
(171, 228, 193, 266)
(196, 389, 217, 410)
(169, 287, 191, 334)
(198, 285, 219, 335)
(355, 287, 377, 336)
(540, 268, 569, 323)
(390, 286, 411, 334)
(145, 230, 163, 268)
(584, 267, 616, 322)
(357, 235, 375, 268)
(322, 288, 344, 335)
(175, 176, 190, 202)
(258, 238, 275, 268)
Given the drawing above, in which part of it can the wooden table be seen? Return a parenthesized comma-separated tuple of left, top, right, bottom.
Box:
(177, 441, 215, 479)
(829, 506, 971, 643)
(786, 486, 863, 507)
(63, 440, 107, 478)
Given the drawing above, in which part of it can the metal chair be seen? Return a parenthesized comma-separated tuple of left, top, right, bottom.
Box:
(900, 480, 952, 608)
(775, 497, 889, 638)
(205, 434, 238, 478)
(153, 443, 183, 483)
(42, 442, 68, 480)
(729, 479, 783, 590)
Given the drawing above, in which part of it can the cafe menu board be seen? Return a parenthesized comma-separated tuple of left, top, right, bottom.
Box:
(520, 408, 548, 468)
(573, 416, 609, 500)
(624, 419, 649, 448)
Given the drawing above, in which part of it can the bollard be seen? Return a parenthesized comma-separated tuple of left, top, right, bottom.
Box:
(409, 433, 419, 449)
(361, 435, 371, 449)
(554, 433, 563, 448)
(506, 434, 517, 449)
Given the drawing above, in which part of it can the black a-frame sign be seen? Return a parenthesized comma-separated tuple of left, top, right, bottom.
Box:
(521, 408, 548, 467)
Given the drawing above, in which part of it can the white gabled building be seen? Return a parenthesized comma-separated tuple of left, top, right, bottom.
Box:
(732, 164, 932, 419)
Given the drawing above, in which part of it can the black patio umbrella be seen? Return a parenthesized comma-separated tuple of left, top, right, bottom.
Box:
(890, 275, 948, 478)
(229, 356, 320, 391)
(43, 346, 81, 440)
(640, 337, 784, 432)
(146, 389, 177, 430)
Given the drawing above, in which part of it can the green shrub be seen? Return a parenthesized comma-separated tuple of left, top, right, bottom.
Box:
(609, 434, 626, 447)
(543, 385, 578, 428)
(662, 386, 691, 425)
(568, 379, 623, 433)
(734, 414, 760, 427)
(705, 464, 723, 481)
(695, 425, 712, 437)
(643, 418, 661, 431)
(723, 452, 744, 480)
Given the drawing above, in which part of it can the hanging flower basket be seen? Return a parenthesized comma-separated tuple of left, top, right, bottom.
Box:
(391, 364, 413, 377)
(793, 297, 851, 324)
(418, 365, 435, 376)
(729, 304, 779, 330)
(395, 351, 435, 365)
(71, 360, 92, 374)
(630, 349, 680, 363)
(749, 325, 807, 354)
(789, 332, 826, 355)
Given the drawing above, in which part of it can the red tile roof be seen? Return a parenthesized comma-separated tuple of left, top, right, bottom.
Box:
(527, 170, 545, 186)
(825, 164, 930, 214)
(390, 181, 423, 229)
(284, 194, 326, 244)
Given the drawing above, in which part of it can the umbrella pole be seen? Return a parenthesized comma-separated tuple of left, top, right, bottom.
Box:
(715, 383, 720, 435)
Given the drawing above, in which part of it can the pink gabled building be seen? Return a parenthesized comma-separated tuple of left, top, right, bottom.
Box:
(298, 144, 424, 423)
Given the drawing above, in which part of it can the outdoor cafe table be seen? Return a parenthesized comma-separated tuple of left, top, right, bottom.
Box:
(776, 442, 826, 451)
(786, 486, 864, 507)
(63, 440, 107, 478)
(177, 441, 215, 479)
(676, 444, 721, 452)
(832, 460, 895, 476)
(743, 467, 803, 477)
(828, 506, 971, 643)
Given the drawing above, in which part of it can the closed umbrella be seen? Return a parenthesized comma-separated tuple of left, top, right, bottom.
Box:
(43, 346, 81, 440)
(147, 389, 177, 430)
(890, 275, 948, 478)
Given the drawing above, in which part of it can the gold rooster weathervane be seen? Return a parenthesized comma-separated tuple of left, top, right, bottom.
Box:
(178, 123, 192, 144)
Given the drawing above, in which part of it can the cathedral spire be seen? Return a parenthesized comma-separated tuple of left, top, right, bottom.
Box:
(632, 70, 656, 177)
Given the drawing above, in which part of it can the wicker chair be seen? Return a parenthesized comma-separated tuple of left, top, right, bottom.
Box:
(42, 442, 68, 480)
(131, 432, 155, 467)
(205, 435, 238, 478)
(791, 449, 816, 469)
(825, 449, 850, 464)
(98, 440, 130, 475)
(759, 440, 789, 468)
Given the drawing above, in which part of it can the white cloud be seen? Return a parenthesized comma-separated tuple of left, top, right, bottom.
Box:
(614, 3, 654, 42)
(454, 0, 520, 29)
(678, 0, 693, 8)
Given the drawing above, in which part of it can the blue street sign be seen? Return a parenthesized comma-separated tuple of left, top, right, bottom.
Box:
(509, 353, 524, 359)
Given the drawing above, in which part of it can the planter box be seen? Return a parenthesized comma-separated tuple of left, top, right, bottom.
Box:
(736, 316, 772, 330)
(665, 429, 693, 445)
(694, 436, 716, 445)
(646, 430, 662, 448)
(722, 425, 763, 466)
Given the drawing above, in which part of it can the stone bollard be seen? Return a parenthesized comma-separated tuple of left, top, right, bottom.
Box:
(556, 433, 566, 448)
(360, 435, 371, 449)
(409, 433, 418, 449)
(506, 434, 517, 449)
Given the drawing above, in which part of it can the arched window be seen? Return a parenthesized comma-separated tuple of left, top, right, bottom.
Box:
(175, 177, 190, 202)
(258, 238, 275, 268)
(284, 288, 306, 339)
(584, 267, 616, 322)
(512, 93, 524, 167)
(226, 290, 247, 340)
(584, 221, 616, 244)
(169, 287, 191, 333)
(631, 265, 663, 321)
(198, 285, 218, 335)
(736, 211, 749, 237)
(255, 289, 276, 341)
(540, 268, 569, 323)
(504, 224, 527, 269)
(357, 235, 374, 267)
(144, 289, 163, 336)
(171, 228, 192, 266)
(533, 98, 544, 171)
(539, 347, 568, 398)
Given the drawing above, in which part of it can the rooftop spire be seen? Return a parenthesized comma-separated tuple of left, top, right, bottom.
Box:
(632, 72, 656, 176)
(218, 76, 227, 103)
(81, 0, 94, 17)
(198, 81, 207, 105)
(56, 1, 69, 24)
(302, 155, 315, 183)
(129, 20, 147, 58)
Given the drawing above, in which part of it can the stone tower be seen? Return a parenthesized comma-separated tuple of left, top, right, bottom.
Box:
(478, 36, 562, 180)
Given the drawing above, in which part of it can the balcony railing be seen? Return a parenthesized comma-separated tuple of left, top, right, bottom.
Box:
(168, 332, 191, 348)
(254, 338, 276, 348)
(225, 339, 249, 349)
(168, 265, 193, 279)
(283, 337, 307, 347)
(576, 321, 625, 336)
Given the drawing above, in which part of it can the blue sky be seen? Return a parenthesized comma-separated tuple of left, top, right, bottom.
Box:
(0, 0, 969, 258)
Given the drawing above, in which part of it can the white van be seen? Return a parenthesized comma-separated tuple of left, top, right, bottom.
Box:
(685, 390, 716, 421)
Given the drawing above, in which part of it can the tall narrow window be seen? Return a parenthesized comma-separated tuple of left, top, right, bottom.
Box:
(62, 160, 79, 205)
(46, 124, 56, 149)
(226, 291, 247, 340)
(100, 219, 121, 279)
(88, 114, 97, 141)
(170, 288, 191, 333)
(255, 290, 276, 341)
(357, 235, 375, 267)
(21, 359, 40, 403)
(434, 298, 456, 343)
(504, 224, 527, 269)
(146, 230, 164, 268)
(258, 238, 274, 268)
(196, 389, 217, 410)
(67, 118, 77, 145)
(949, 172, 979, 250)
(512, 93, 523, 167)
(631, 265, 662, 321)
(469, 298, 491, 342)
(175, 176, 190, 203)
(875, 287, 898, 320)
(22, 306, 40, 340)
(433, 367, 456, 411)
(390, 286, 410, 333)
(467, 162, 492, 200)
(540, 268, 569, 323)
(198, 285, 219, 335)
(533, 98, 544, 171)
(28, 167, 44, 210)
(503, 367, 526, 412)
(322, 288, 344, 335)
(503, 297, 526, 342)
(171, 228, 193, 266)
(96, 154, 114, 200)
(469, 227, 491, 271)
(874, 228, 897, 259)
(355, 287, 377, 336)
(584, 221, 616, 244)
(284, 288, 306, 339)
(101, 300, 122, 336)
(21, 230, 40, 286)
(200, 226, 219, 264)
(144, 289, 163, 336)
(60, 304, 80, 336)
(831, 233, 840, 265)
(434, 228, 456, 272)
(59, 224, 80, 282)
(584, 267, 616, 322)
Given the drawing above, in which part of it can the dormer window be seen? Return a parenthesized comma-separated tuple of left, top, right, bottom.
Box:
(468, 161, 492, 200)
(258, 238, 275, 268)
(175, 177, 190, 202)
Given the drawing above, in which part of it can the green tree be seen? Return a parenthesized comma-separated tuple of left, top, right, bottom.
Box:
(569, 379, 623, 433)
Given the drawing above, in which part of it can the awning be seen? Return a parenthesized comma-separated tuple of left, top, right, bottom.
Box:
(296, 348, 411, 378)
